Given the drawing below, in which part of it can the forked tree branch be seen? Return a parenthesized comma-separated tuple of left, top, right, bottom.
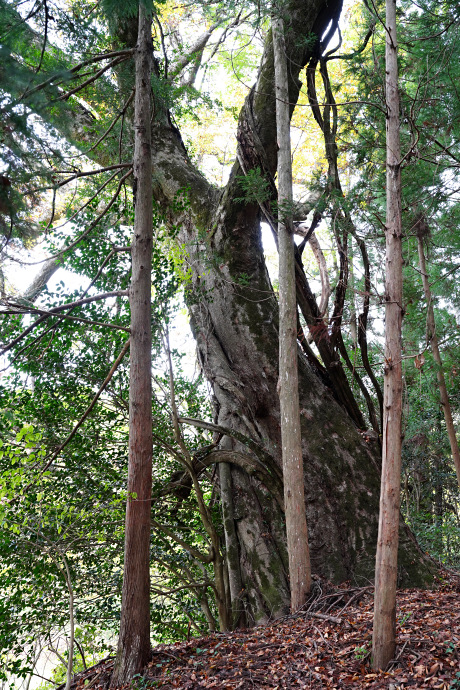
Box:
(1, 291, 129, 353)
(20, 49, 134, 102)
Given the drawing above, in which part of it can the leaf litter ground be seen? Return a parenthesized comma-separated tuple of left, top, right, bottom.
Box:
(70, 574, 460, 689)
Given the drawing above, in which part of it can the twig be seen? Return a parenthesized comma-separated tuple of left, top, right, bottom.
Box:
(152, 649, 182, 662)
(82, 672, 101, 690)
(1, 248, 130, 371)
(20, 50, 134, 101)
(85, 90, 135, 153)
(56, 163, 132, 188)
(11, 306, 130, 333)
(40, 170, 127, 236)
(337, 586, 374, 615)
(152, 510, 213, 564)
(73, 638, 87, 671)
(1, 291, 128, 353)
(56, 56, 130, 101)
(395, 639, 408, 661)
(19, 169, 133, 266)
(310, 612, 342, 624)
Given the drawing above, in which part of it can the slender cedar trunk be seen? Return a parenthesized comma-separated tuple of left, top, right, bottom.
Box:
(273, 14, 311, 610)
(111, 6, 153, 686)
(372, 0, 403, 670)
(416, 228, 460, 491)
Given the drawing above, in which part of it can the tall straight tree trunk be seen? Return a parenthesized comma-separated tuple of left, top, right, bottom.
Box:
(372, 0, 403, 671)
(111, 5, 153, 686)
(273, 14, 311, 611)
(416, 225, 460, 490)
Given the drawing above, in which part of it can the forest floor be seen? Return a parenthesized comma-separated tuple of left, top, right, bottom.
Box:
(69, 573, 460, 690)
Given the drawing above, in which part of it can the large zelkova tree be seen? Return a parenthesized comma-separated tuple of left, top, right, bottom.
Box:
(0, 0, 435, 638)
(5, 1, 460, 682)
(145, 0, 434, 613)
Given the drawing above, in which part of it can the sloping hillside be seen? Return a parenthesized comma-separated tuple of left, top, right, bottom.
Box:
(65, 575, 460, 689)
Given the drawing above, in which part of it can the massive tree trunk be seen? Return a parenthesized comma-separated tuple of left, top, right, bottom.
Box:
(140, 0, 433, 624)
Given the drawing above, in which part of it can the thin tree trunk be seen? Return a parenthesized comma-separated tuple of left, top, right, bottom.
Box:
(41, 545, 76, 690)
(416, 229, 460, 490)
(372, 0, 403, 670)
(62, 553, 75, 690)
(309, 232, 331, 318)
(349, 239, 358, 348)
(273, 14, 311, 611)
(219, 460, 246, 627)
(164, 325, 231, 632)
(111, 5, 153, 685)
